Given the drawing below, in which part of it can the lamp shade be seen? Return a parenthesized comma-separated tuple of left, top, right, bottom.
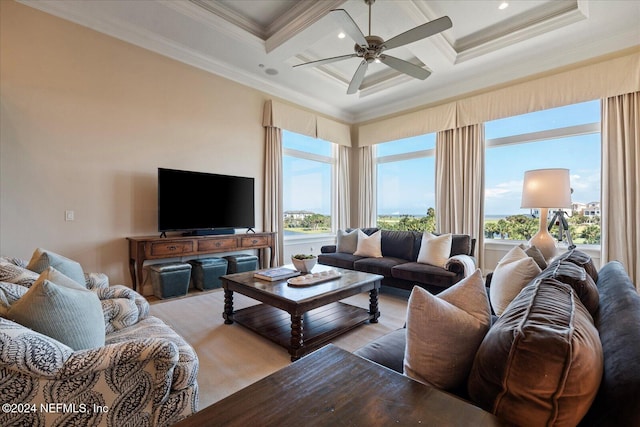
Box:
(521, 168, 571, 209)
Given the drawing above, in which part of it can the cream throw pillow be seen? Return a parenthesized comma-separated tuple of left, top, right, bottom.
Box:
(417, 232, 452, 268)
(489, 246, 542, 316)
(353, 229, 383, 258)
(403, 269, 491, 391)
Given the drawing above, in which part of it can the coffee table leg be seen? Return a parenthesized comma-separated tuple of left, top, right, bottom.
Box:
(290, 313, 303, 362)
(223, 289, 234, 324)
(369, 287, 380, 323)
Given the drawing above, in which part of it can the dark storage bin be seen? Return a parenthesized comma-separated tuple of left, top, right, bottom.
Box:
(224, 254, 259, 274)
(148, 262, 191, 299)
(189, 257, 228, 290)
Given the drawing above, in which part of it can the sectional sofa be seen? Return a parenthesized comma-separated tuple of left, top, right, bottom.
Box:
(354, 249, 640, 426)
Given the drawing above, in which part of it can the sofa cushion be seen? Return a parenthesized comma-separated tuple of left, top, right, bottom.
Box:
(552, 248, 598, 282)
(391, 262, 457, 287)
(404, 269, 491, 391)
(450, 234, 473, 257)
(27, 248, 86, 286)
(354, 229, 383, 258)
(416, 232, 452, 268)
(489, 246, 541, 316)
(468, 278, 603, 427)
(538, 260, 599, 316)
(581, 261, 640, 426)
(380, 230, 415, 260)
(353, 328, 406, 374)
(317, 253, 363, 270)
(354, 257, 407, 277)
(7, 267, 105, 350)
(336, 229, 358, 254)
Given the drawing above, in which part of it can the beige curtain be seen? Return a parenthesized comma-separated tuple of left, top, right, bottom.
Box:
(263, 126, 284, 266)
(335, 145, 351, 230)
(601, 91, 639, 287)
(436, 124, 486, 269)
(358, 145, 377, 227)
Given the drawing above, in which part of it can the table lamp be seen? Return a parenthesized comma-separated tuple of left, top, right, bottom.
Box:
(521, 168, 571, 260)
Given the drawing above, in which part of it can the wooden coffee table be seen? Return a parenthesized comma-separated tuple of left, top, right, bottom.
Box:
(221, 265, 382, 361)
(174, 344, 505, 427)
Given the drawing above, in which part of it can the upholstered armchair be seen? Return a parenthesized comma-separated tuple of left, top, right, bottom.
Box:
(0, 255, 199, 426)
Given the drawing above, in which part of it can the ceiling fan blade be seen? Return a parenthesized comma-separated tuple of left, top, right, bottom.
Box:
(347, 60, 368, 94)
(383, 16, 452, 50)
(331, 9, 368, 48)
(293, 54, 358, 69)
(379, 55, 431, 80)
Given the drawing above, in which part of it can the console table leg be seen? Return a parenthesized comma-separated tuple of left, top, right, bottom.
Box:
(369, 286, 380, 323)
(290, 313, 303, 362)
(223, 289, 234, 324)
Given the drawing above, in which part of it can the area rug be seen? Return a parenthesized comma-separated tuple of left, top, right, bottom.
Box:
(149, 288, 409, 409)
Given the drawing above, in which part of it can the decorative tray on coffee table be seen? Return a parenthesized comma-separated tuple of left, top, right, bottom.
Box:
(287, 270, 342, 286)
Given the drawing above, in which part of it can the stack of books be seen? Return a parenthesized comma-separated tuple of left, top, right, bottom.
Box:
(253, 267, 300, 282)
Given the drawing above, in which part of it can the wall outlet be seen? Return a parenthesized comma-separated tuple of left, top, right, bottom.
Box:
(65, 210, 74, 221)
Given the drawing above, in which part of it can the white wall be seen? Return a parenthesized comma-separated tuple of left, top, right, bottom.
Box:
(0, 1, 270, 286)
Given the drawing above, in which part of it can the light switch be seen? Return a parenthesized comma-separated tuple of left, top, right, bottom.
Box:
(65, 210, 75, 221)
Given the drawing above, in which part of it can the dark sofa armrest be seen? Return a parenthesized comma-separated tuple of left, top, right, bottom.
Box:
(445, 254, 476, 277)
(321, 245, 336, 254)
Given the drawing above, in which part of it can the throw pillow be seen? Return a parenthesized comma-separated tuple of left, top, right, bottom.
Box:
(489, 246, 541, 316)
(538, 260, 599, 316)
(553, 248, 598, 283)
(416, 232, 452, 268)
(519, 243, 548, 270)
(7, 267, 105, 351)
(353, 229, 382, 258)
(404, 269, 491, 391)
(27, 248, 86, 286)
(468, 278, 603, 427)
(0, 259, 39, 288)
(336, 229, 358, 254)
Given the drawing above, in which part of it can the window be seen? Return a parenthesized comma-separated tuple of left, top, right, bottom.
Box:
(282, 130, 335, 237)
(376, 134, 436, 232)
(484, 100, 601, 245)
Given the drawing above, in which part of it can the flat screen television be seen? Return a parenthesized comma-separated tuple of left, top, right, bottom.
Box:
(158, 168, 255, 234)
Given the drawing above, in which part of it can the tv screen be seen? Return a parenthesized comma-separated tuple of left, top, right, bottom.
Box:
(158, 168, 255, 232)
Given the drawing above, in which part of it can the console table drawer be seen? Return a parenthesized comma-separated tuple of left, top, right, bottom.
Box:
(150, 241, 194, 256)
(198, 238, 238, 252)
(241, 236, 270, 248)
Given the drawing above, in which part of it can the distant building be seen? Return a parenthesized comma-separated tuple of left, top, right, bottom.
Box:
(583, 201, 601, 217)
(284, 210, 314, 220)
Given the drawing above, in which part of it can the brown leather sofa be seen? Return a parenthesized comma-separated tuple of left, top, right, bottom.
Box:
(318, 228, 476, 294)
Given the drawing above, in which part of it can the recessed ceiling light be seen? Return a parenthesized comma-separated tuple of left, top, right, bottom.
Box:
(499, 1, 509, 10)
(338, 32, 346, 39)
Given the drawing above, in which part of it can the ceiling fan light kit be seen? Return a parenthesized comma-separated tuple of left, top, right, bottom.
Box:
(293, 0, 452, 94)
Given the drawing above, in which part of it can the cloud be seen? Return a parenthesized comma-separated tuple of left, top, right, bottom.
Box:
(485, 179, 522, 199)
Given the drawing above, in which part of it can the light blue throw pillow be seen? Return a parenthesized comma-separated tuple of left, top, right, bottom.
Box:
(26, 248, 86, 286)
(7, 267, 105, 350)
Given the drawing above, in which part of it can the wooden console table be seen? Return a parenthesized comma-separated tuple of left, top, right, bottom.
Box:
(127, 232, 275, 291)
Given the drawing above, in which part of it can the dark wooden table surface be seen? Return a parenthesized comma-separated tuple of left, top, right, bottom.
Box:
(221, 265, 382, 361)
(175, 344, 505, 427)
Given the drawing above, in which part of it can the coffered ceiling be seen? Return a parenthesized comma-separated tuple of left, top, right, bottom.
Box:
(19, 0, 640, 123)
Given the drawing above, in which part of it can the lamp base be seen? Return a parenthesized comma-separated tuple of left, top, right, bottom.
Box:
(529, 209, 557, 260)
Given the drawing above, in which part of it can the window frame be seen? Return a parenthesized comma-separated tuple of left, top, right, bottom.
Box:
(282, 134, 337, 240)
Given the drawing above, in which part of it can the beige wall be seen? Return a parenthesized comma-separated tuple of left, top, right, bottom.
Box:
(0, 1, 270, 286)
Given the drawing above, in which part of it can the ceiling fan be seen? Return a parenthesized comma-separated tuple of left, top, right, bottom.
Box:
(293, 0, 452, 94)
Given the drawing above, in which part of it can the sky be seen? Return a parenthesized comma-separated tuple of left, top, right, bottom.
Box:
(284, 100, 601, 217)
